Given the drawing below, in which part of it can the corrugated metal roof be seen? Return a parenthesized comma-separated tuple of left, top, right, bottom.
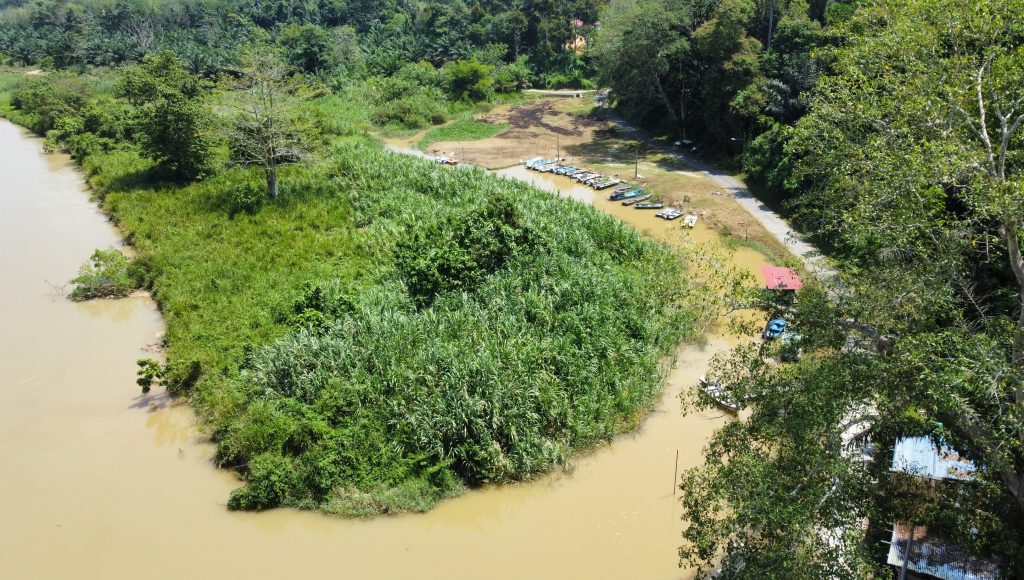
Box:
(761, 266, 803, 291)
(887, 524, 999, 580)
(890, 436, 975, 481)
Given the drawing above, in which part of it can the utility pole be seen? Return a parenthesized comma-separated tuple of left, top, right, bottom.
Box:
(898, 523, 916, 580)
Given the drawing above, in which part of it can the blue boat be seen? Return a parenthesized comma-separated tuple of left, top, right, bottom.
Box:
(609, 188, 645, 201)
(762, 318, 788, 340)
(525, 157, 554, 169)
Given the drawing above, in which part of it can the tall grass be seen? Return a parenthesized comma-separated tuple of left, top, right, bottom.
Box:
(99, 142, 697, 514)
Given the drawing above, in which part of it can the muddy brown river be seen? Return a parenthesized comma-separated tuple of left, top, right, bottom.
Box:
(1, 121, 763, 579)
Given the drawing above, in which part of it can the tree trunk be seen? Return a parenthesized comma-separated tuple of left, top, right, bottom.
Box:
(652, 70, 680, 130)
(266, 166, 278, 200)
(679, 91, 687, 139)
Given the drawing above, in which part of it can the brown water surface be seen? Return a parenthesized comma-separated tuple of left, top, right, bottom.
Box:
(2, 123, 757, 579)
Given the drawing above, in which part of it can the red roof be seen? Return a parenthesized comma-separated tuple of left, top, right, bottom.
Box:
(762, 266, 802, 291)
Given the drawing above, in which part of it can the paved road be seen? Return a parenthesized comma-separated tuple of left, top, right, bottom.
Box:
(605, 112, 836, 282)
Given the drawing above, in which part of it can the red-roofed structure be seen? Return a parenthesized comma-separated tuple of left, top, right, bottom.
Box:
(762, 266, 803, 291)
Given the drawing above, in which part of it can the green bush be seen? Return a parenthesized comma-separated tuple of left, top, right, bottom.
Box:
(10, 73, 91, 135)
(69, 248, 144, 301)
(228, 453, 299, 510)
(371, 92, 448, 128)
(442, 59, 494, 102)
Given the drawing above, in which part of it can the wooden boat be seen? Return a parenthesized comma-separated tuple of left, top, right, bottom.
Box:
(613, 186, 632, 194)
(525, 158, 554, 169)
(698, 375, 739, 414)
(683, 214, 698, 228)
(566, 169, 589, 178)
(537, 162, 560, 172)
(656, 208, 684, 220)
(621, 194, 652, 206)
(634, 203, 664, 209)
(609, 188, 644, 201)
(593, 178, 622, 190)
(584, 175, 606, 185)
(576, 172, 600, 182)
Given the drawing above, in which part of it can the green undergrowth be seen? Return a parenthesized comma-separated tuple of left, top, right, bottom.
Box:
(69, 247, 144, 300)
(416, 117, 508, 150)
(52, 127, 699, 515)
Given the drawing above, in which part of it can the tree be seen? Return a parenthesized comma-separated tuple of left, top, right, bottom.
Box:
(680, 0, 1024, 575)
(226, 51, 312, 200)
(592, 0, 694, 130)
(115, 51, 213, 180)
(442, 58, 493, 102)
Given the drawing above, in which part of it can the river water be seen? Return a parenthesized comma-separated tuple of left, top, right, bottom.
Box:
(1, 121, 763, 579)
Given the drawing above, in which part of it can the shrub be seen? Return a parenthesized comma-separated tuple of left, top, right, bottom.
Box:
(371, 92, 447, 128)
(10, 73, 91, 135)
(69, 248, 144, 301)
(442, 59, 494, 102)
(228, 453, 299, 510)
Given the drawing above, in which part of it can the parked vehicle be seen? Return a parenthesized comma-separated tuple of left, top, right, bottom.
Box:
(763, 317, 788, 340)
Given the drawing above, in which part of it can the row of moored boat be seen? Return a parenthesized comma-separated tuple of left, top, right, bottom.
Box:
(523, 157, 699, 227)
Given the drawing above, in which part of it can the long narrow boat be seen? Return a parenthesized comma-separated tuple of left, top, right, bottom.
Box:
(593, 178, 622, 190)
(613, 185, 632, 195)
(609, 188, 645, 201)
(683, 214, 698, 228)
(537, 162, 560, 172)
(621, 194, 652, 206)
(698, 375, 739, 414)
(584, 174, 606, 185)
(566, 169, 589, 178)
(634, 203, 664, 210)
(525, 158, 554, 169)
(576, 172, 601, 182)
(656, 208, 685, 220)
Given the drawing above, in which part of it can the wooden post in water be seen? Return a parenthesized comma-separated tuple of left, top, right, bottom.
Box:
(673, 449, 679, 496)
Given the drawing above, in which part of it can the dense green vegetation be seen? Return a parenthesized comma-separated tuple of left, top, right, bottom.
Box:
(675, 0, 1024, 576)
(0, 49, 698, 514)
(0, 0, 600, 86)
(594, 0, 846, 164)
